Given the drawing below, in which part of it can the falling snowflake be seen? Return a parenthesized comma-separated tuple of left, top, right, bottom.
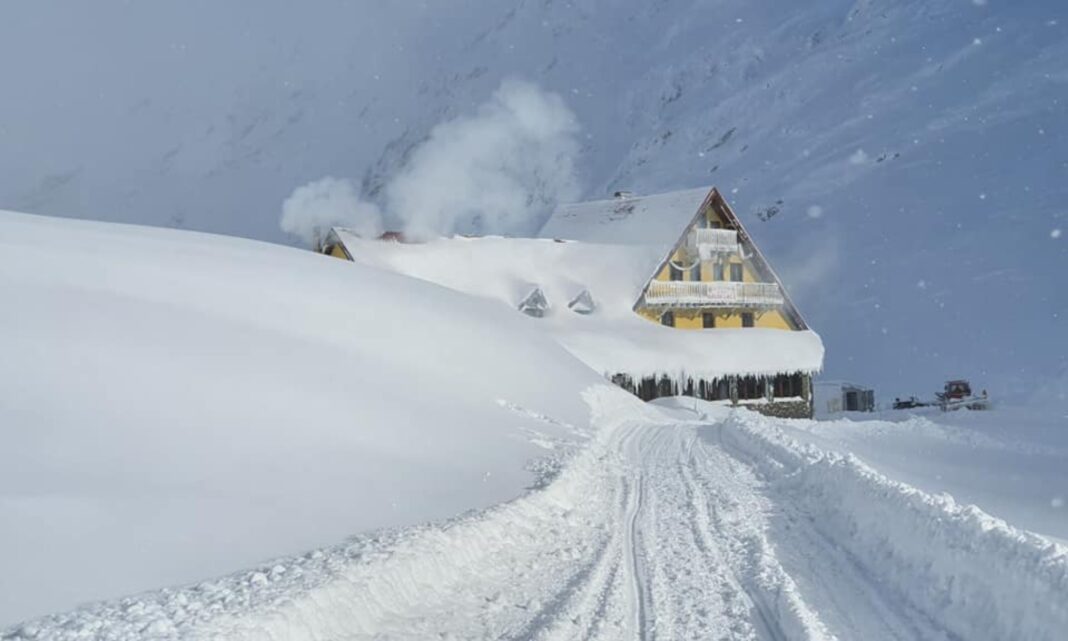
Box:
(806, 205, 824, 219)
(1052, 229, 1063, 239)
(849, 149, 869, 165)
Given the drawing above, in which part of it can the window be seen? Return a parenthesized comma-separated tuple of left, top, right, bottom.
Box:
(742, 312, 754, 328)
(713, 263, 725, 281)
(669, 263, 683, 281)
(710, 220, 723, 229)
(689, 264, 701, 280)
(660, 311, 675, 327)
(730, 263, 743, 282)
(737, 376, 765, 400)
(703, 312, 716, 328)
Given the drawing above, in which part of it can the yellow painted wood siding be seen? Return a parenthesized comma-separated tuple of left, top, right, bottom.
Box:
(641, 204, 795, 330)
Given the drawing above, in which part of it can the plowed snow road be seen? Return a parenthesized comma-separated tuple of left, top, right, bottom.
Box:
(14, 396, 1064, 641)
(212, 409, 957, 640)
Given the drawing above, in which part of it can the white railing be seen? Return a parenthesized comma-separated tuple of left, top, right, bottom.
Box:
(644, 280, 784, 308)
(689, 228, 739, 255)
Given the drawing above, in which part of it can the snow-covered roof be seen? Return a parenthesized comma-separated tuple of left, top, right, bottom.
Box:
(540, 186, 713, 246)
(333, 231, 823, 380)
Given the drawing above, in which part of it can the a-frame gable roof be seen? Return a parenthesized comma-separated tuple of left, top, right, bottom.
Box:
(606, 188, 810, 331)
(540, 186, 713, 246)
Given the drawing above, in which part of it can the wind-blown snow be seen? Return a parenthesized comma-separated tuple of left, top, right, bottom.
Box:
(279, 177, 383, 247)
(280, 79, 580, 244)
(0, 210, 603, 625)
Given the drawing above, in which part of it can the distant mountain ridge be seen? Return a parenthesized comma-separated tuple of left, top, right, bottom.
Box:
(1, 0, 1064, 396)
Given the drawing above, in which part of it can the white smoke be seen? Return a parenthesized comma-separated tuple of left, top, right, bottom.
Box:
(280, 80, 581, 245)
(279, 177, 382, 247)
(386, 79, 580, 238)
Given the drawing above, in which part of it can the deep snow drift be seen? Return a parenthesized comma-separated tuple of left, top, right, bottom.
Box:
(334, 233, 824, 381)
(9, 392, 1067, 641)
(775, 405, 1068, 542)
(0, 211, 604, 624)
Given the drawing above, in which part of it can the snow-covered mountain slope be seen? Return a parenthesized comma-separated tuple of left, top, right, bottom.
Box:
(0, 211, 604, 625)
(1, 1, 1065, 399)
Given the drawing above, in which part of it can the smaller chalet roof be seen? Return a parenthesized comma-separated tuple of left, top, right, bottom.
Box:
(540, 186, 713, 246)
(330, 231, 823, 381)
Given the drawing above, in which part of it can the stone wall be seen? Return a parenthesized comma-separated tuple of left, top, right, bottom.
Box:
(742, 399, 812, 419)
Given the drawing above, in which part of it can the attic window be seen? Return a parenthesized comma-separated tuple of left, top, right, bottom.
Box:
(568, 289, 596, 315)
(518, 288, 550, 318)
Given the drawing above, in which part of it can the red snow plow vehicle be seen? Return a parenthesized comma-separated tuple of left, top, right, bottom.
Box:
(936, 380, 990, 411)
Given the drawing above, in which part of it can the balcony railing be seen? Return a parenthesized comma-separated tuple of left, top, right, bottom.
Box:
(689, 228, 740, 255)
(644, 280, 784, 308)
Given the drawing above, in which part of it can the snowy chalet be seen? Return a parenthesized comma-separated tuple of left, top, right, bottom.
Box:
(320, 187, 823, 418)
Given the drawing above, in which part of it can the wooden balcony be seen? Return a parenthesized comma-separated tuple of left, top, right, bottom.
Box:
(644, 280, 784, 308)
(689, 228, 740, 256)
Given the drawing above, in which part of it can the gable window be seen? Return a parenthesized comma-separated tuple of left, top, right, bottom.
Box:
(703, 312, 716, 328)
(713, 263, 725, 281)
(730, 263, 743, 282)
(742, 312, 754, 328)
(710, 220, 723, 229)
(689, 264, 701, 280)
(669, 263, 683, 281)
(660, 311, 675, 327)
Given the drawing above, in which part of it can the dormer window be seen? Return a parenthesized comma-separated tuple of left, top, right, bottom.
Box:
(568, 289, 596, 315)
(517, 287, 550, 318)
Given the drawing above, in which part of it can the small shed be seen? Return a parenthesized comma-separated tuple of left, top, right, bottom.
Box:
(815, 381, 875, 415)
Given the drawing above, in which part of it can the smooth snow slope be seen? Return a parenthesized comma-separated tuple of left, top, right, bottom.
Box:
(0, 211, 603, 625)
(2, 0, 1065, 398)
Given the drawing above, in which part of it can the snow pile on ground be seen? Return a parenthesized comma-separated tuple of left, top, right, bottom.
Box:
(337, 233, 824, 380)
(0, 211, 604, 625)
(2, 386, 653, 640)
(777, 406, 1068, 541)
(720, 408, 1068, 641)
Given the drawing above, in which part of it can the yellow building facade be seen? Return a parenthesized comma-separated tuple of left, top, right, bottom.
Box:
(634, 188, 804, 333)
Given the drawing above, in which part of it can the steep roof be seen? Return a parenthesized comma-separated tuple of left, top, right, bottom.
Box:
(540, 186, 713, 246)
(330, 231, 823, 380)
(542, 186, 810, 330)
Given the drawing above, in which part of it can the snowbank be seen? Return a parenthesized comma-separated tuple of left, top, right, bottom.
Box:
(0, 211, 603, 625)
(720, 409, 1068, 641)
(2, 386, 650, 640)
(776, 408, 1068, 541)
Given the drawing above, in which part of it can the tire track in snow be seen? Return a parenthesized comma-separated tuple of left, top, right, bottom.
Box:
(13, 396, 977, 641)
